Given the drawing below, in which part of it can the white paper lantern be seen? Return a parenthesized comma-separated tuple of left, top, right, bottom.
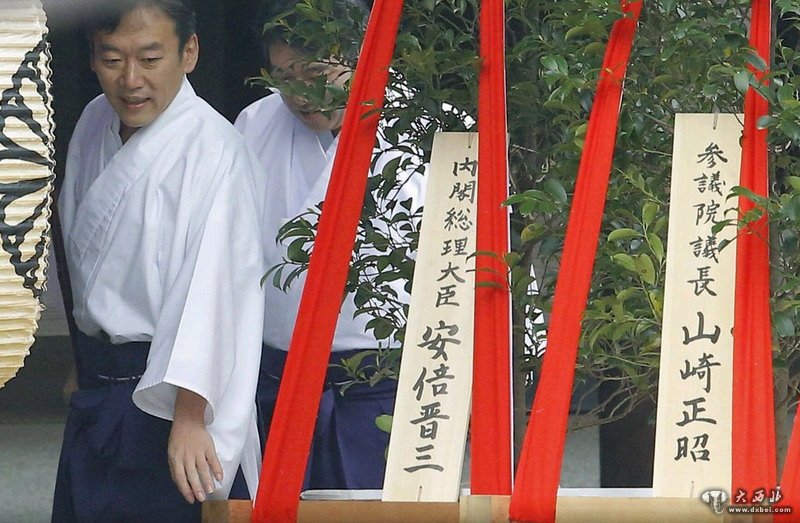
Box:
(0, 0, 55, 389)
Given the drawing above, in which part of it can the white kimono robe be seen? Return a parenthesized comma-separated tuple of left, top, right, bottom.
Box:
(59, 78, 266, 497)
(234, 93, 426, 352)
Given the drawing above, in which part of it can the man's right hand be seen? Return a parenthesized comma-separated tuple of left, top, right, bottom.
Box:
(62, 364, 77, 404)
(168, 388, 223, 504)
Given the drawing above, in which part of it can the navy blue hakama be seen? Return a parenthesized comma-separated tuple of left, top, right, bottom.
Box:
(257, 345, 397, 490)
(52, 332, 200, 523)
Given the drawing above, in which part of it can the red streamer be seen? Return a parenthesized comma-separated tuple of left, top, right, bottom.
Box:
(508, 2, 642, 522)
(471, 0, 513, 495)
(250, 1, 403, 520)
(782, 432, 800, 521)
(782, 423, 800, 521)
(733, 0, 776, 504)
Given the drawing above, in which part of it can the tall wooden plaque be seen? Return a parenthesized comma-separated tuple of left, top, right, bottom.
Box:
(653, 113, 742, 497)
(383, 132, 477, 502)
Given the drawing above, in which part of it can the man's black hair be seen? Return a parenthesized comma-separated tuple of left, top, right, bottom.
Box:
(85, 0, 197, 51)
(257, 0, 369, 64)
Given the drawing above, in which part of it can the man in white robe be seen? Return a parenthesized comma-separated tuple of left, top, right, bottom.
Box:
(234, 0, 426, 490)
(53, 2, 265, 520)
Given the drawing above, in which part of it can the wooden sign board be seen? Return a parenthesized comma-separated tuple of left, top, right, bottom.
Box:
(382, 132, 478, 502)
(653, 113, 742, 498)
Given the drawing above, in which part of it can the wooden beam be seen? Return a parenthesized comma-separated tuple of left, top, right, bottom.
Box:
(204, 496, 759, 522)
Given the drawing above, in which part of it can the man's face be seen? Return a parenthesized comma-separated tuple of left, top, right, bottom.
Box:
(268, 41, 351, 133)
(90, 6, 198, 142)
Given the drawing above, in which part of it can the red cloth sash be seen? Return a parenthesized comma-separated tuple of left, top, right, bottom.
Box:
(250, 1, 404, 520)
(734, 0, 776, 506)
(508, 2, 642, 521)
(470, 0, 513, 495)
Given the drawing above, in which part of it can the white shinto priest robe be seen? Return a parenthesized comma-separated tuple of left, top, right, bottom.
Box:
(234, 93, 426, 352)
(59, 78, 266, 497)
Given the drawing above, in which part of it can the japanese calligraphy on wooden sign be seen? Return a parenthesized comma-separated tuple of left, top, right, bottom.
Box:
(653, 113, 742, 498)
(382, 133, 477, 502)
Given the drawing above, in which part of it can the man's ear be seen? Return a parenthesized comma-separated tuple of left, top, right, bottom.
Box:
(182, 34, 199, 74)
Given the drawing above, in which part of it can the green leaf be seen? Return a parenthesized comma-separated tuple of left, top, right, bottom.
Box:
(504, 193, 529, 206)
(376, 322, 395, 340)
(757, 115, 777, 129)
(471, 250, 501, 260)
(541, 55, 568, 74)
(661, 0, 678, 14)
(653, 74, 676, 85)
(642, 202, 659, 228)
(513, 274, 535, 298)
(520, 224, 545, 243)
(778, 83, 796, 104)
(786, 176, 800, 192)
(543, 178, 568, 203)
(612, 253, 636, 272)
(607, 228, 639, 242)
(564, 26, 585, 40)
(635, 254, 656, 285)
(353, 287, 370, 308)
(475, 281, 505, 290)
(286, 238, 310, 263)
(340, 350, 374, 375)
(612, 322, 634, 341)
(504, 252, 522, 268)
(617, 288, 638, 302)
(647, 233, 665, 263)
(734, 70, 750, 94)
(262, 264, 283, 290)
(744, 51, 768, 72)
(375, 414, 393, 433)
(611, 302, 625, 321)
(652, 216, 669, 234)
(380, 156, 402, 181)
(583, 41, 605, 55)
(648, 290, 663, 316)
(729, 185, 770, 207)
(365, 231, 390, 252)
(774, 312, 796, 337)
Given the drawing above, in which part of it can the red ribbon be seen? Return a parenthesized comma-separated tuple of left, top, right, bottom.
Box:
(508, 2, 642, 521)
(781, 436, 800, 521)
(733, 0, 776, 505)
(250, 1, 404, 520)
(471, 0, 513, 495)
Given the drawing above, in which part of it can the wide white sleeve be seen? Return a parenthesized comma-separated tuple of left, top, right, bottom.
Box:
(132, 147, 265, 426)
(57, 139, 80, 238)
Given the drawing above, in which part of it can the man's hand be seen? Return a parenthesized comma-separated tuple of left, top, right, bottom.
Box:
(62, 364, 78, 404)
(168, 388, 223, 504)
